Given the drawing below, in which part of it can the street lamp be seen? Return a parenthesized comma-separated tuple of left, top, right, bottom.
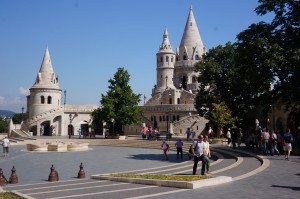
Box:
(69, 114, 72, 139)
(111, 118, 115, 135)
(166, 108, 172, 140)
(21, 106, 24, 122)
(165, 75, 168, 89)
(64, 90, 67, 105)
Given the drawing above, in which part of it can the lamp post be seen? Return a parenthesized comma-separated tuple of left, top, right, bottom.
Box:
(21, 106, 24, 122)
(166, 108, 172, 141)
(165, 75, 168, 89)
(111, 118, 115, 135)
(69, 114, 72, 139)
(64, 90, 67, 105)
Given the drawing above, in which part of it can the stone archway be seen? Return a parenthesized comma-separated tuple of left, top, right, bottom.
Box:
(41, 121, 51, 136)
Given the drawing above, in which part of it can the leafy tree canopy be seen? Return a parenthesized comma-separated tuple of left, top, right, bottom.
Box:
(92, 67, 142, 134)
(195, 0, 300, 129)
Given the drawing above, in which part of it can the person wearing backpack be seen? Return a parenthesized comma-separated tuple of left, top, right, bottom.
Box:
(191, 135, 206, 175)
(175, 139, 183, 159)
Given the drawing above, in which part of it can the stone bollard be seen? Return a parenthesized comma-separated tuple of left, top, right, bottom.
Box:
(48, 165, 58, 182)
(77, 162, 85, 179)
(0, 168, 7, 186)
(9, 166, 18, 184)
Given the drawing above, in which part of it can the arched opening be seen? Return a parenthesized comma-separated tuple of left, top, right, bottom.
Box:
(41, 96, 45, 104)
(181, 76, 187, 90)
(47, 96, 52, 104)
(41, 121, 51, 136)
(177, 98, 180, 104)
(169, 98, 172, 104)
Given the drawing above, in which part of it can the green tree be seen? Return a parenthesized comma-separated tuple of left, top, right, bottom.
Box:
(0, 117, 9, 133)
(92, 67, 142, 135)
(208, 102, 233, 134)
(195, 0, 300, 129)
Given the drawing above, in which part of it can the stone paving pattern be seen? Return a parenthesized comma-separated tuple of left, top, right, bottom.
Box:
(1, 137, 299, 199)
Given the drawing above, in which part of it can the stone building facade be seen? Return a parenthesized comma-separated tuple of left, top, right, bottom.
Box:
(125, 7, 208, 136)
(21, 47, 97, 136)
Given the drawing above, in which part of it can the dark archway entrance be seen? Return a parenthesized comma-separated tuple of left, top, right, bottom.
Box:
(41, 121, 51, 136)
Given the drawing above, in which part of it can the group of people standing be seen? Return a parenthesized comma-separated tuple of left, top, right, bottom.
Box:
(161, 134, 211, 176)
(141, 126, 160, 140)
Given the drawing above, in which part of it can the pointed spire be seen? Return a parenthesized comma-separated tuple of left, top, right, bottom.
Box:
(179, 6, 205, 60)
(32, 47, 59, 89)
(158, 26, 174, 53)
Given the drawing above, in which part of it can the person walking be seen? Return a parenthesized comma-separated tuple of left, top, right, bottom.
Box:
(2, 137, 10, 157)
(283, 129, 293, 160)
(227, 128, 232, 147)
(186, 128, 191, 141)
(191, 128, 196, 140)
(262, 128, 270, 155)
(161, 140, 169, 161)
(270, 130, 280, 156)
(191, 135, 206, 176)
(175, 139, 183, 159)
(203, 135, 211, 174)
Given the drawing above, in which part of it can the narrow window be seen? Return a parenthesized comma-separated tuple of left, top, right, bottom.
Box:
(159, 116, 162, 122)
(177, 98, 180, 104)
(183, 55, 187, 60)
(195, 55, 199, 60)
(166, 56, 169, 62)
(161, 57, 163, 62)
(171, 57, 174, 62)
(41, 96, 45, 104)
(47, 96, 52, 104)
(177, 115, 180, 121)
(169, 98, 172, 104)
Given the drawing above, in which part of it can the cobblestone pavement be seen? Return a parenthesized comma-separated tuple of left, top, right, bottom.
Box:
(1, 138, 299, 199)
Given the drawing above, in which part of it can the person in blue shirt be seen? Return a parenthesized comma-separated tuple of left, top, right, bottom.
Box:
(191, 135, 207, 175)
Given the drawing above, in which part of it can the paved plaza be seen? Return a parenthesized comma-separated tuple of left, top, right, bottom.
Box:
(0, 137, 299, 199)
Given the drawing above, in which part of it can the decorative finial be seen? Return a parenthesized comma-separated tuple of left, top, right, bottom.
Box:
(190, 5, 193, 10)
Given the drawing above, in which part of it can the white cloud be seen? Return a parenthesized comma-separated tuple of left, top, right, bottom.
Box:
(12, 97, 23, 104)
(19, 87, 30, 96)
(0, 96, 6, 105)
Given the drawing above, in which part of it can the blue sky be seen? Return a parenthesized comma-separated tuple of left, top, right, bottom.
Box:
(0, 0, 273, 113)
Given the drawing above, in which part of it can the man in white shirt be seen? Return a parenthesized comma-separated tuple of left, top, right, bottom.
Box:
(2, 137, 10, 157)
(191, 135, 206, 175)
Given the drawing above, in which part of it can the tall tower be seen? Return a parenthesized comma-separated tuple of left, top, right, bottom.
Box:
(154, 27, 176, 94)
(174, 6, 205, 93)
(28, 47, 62, 118)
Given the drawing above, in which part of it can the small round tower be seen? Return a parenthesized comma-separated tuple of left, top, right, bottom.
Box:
(154, 27, 176, 94)
(28, 47, 62, 118)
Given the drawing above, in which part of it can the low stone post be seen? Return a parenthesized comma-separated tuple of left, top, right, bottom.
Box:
(0, 169, 7, 186)
(9, 166, 18, 184)
(48, 165, 58, 182)
(77, 162, 85, 179)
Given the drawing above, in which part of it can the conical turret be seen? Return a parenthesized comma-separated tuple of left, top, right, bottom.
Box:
(178, 6, 205, 61)
(32, 47, 59, 89)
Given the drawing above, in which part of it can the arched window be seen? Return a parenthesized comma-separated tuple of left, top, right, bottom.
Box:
(166, 56, 169, 62)
(177, 98, 180, 104)
(177, 115, 180, 121)
(195, 55, 199, 60)
(173, 115, 176, 121)
(160, 57, 163, 62)
(41, 96, 45, 104)
(169, 98, 172, 104)
(159, 116, 162, 122)
(171, 57, 174, 62)
(183, 55, 187, 60)
(47, 96, 52, 104)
